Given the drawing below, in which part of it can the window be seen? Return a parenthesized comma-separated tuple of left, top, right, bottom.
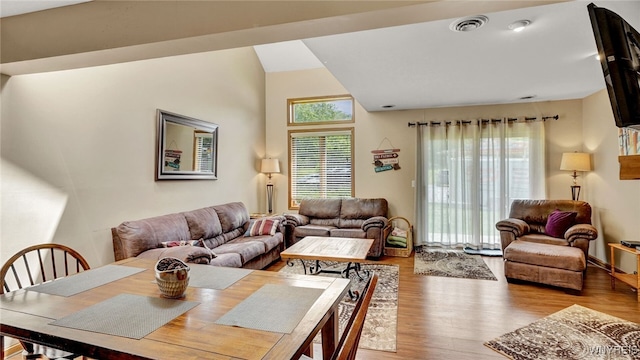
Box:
(288, 95, 354, 125)
(289, 128, 354, 208)
(194, 132, 214, 172)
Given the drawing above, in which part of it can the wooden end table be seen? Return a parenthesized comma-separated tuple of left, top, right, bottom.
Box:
(280, 236, 374, 300)
(608, 243, 640, 302)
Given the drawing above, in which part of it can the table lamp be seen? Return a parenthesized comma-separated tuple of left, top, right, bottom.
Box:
(560, 152, 592, 201)
(261, 158, 280, 213)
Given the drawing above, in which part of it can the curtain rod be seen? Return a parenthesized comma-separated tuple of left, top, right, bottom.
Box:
(407, 115, 559, 127)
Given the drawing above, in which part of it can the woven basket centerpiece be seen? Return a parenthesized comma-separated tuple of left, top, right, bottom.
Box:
(155, 257, 190, 298)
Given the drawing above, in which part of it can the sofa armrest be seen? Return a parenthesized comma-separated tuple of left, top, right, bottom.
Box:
(362, 216, 388, 231)
(284, 213, 309, 227)
(495, 218, 529, 237)
(565, 223, 598, 243)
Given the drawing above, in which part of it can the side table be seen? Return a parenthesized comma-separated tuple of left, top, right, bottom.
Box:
(608, 243, 640, 302)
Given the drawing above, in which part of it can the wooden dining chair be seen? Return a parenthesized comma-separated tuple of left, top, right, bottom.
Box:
(301, 273, 378, 360)
(0, 243, 90, 360)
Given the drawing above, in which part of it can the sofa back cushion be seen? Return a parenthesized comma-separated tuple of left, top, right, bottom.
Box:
(299, 198, 342, 227)
(182, 206, 222, 240)
(112, 213, 191, 259)
(509, 200, 592, 234)
(339, 198, 388, 228)
(213, 202, 249, 232)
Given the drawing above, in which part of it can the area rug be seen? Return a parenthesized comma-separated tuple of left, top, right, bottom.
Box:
(485, 304, 640, 360)
(279, 261, 398, 352)
(413, 247, 497, 280)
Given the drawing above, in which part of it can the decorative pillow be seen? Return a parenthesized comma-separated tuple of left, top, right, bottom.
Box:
(246, 218, 280, 236)
(391, 227, 408, 239)
(160, 240, 201, 248)
(545, 210, 577, 238)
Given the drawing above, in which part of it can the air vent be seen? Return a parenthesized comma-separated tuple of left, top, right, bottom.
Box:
(450, 15, 489, 32)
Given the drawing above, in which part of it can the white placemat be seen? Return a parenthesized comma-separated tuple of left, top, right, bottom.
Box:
(188, 265, 252, 290)
(215, 284, 324, 334)
(27, 265, 145, 297)
(51, 293, 199, 339)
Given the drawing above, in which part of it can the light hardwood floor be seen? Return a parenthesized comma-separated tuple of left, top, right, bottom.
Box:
(268, 253, 640, 360)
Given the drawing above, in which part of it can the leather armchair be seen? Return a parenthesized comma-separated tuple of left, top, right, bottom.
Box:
(496, 199, 598, 259)
(496, 199, 598, 293)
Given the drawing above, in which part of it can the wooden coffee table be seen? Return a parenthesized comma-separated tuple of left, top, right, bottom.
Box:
(280, 236, 374, 299)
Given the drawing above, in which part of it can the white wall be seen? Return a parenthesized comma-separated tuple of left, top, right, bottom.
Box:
(1, 47, 266, 268)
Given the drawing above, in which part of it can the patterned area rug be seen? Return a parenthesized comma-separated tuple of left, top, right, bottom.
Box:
(279, 261, 398, 352)
(414, 247, 498, 280)
(485, 304, 640, 360)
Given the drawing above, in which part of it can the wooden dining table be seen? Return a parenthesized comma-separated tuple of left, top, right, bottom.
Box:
(0, 257, 351, 360)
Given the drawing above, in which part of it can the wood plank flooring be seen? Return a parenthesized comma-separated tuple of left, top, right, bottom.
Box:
(267, 253, 640, 360)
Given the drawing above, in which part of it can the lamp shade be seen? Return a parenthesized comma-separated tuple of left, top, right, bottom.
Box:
(560, 152, 592, 172)
(261, 158, 280, 174)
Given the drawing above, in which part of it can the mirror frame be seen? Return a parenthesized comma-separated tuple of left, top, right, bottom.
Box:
(156, 109, 219, 180)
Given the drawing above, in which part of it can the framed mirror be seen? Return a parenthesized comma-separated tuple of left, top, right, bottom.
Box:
(156, 109, 218, 180)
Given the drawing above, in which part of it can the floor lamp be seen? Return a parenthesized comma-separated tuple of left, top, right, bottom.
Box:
(560, 152, 592, 201)
(261, 158, 280, 214)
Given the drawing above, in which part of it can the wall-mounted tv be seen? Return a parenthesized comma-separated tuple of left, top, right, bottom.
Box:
(588, 3, 640, 129)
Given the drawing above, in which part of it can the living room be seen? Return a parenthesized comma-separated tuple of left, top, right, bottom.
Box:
(1, 0, 640, 359)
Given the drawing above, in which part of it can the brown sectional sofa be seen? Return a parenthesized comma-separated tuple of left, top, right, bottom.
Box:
(283, 198, 389, 258)
(112, 202, 284, 269)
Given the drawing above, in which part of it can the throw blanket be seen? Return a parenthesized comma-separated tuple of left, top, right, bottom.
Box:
(386, 235, 407, 248)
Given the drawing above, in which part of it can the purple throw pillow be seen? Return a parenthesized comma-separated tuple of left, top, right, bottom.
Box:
(545, 210, 577, 238)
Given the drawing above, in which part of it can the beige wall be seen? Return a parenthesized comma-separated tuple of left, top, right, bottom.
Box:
(267, 68, 640, 272)
(583, 90, 640, 273)
(1, 47, 266, 268)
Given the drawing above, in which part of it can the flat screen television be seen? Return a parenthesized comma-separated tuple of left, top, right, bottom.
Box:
(588, 3, 640, 129)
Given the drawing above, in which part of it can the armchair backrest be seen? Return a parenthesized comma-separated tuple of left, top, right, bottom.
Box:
(509, 200, 592, 234)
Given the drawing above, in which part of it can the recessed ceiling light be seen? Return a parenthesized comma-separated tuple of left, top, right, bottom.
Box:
(508, 20, 531, 32)
(450, 15, 489, 32)
(381, 105, 396, 109)
(519, 95, 536, 100)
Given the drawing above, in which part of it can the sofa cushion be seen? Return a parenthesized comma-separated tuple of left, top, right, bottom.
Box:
(247, 233, 283, 253)
(329, 228, 366, 239)
(518, 234, 569, 247)
(182, 206, 222, 240)
(160, 240, 201, 248)
(136, 246, 213, 264)
(113, 213, 191, 258)
(299, 199, 341, 227)
(545, 210, 577, 238)
(294, 225, 335, 238)
(213, 202, 250, 233)
(210, 253, 243, 268)
(214, 240, 265, 264)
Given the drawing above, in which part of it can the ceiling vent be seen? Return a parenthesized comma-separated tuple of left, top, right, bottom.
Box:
(450, 15, 489, 32)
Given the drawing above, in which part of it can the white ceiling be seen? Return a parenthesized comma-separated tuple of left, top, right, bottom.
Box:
(255, 0, 640, 111)
(3, 1, 640, 112)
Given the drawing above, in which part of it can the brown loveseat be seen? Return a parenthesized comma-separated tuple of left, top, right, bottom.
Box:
(495, 199, 598, 292)
(112, 202, 284, 269)
(283, 198, 389, 258)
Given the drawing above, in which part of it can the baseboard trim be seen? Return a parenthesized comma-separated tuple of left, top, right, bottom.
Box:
(588, 255, 624, 274)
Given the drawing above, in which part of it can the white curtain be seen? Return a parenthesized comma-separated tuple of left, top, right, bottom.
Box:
(415, 119, 545, 249)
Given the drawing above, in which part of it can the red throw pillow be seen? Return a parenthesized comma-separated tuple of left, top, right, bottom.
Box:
(545, 210, 577, 238)
(247, 218, 280, 236)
